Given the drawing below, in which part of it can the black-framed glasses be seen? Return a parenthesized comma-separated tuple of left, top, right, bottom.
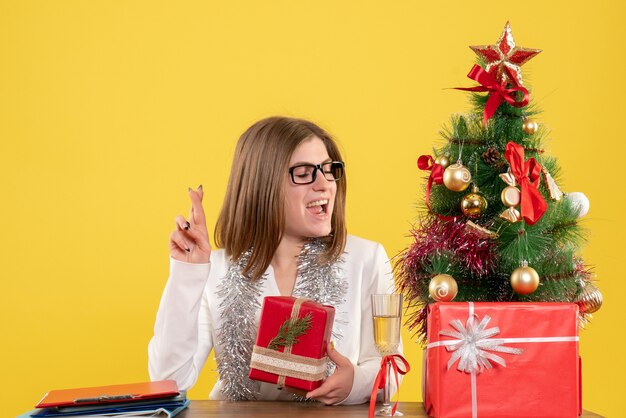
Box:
(288, 161, 345, 185)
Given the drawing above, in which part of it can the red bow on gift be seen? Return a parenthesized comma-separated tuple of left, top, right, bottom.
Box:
(455, 65, 530, 126)
(368, 354, 410, 418)
(504, 141, 547, 225)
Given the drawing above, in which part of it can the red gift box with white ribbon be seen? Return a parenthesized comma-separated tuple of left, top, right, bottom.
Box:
(424, 302, 581, 418)
(249, 296, 335, 392)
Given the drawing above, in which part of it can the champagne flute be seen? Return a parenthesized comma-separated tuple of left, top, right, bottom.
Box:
(371, 294, 403, 416)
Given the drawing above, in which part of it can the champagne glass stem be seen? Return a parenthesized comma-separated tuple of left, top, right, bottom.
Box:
(383, 358, 391, 407)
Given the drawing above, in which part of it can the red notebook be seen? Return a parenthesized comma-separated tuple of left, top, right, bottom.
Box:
(35, 380, 179, 408)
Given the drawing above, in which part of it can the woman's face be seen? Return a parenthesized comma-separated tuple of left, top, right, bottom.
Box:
(283, 136, 337, 243)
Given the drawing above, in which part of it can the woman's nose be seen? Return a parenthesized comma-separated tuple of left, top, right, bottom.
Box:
(312, 167, 331, 188)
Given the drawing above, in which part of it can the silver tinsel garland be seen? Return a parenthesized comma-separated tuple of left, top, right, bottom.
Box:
(293, 239, 348, 385)
(215, 239, 348, 401)
(215, 249, 265, 401)
(292, 239, 348, 343)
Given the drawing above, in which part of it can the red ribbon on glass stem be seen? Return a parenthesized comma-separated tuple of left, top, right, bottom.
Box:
(455, 64, 530, 126)
(504, 141, 547, 225)
(368, 354, 410, 418)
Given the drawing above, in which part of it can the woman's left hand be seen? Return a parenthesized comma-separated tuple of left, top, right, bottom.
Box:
(306, 343, 354, 405)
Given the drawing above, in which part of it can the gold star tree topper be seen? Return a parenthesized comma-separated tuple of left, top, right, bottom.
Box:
(470, 22, 541, 87)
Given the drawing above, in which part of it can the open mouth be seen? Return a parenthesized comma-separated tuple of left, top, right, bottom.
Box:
(306, 199, 329, 215)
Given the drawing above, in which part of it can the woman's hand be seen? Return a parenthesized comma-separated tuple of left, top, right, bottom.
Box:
(169, 185, 211, 264)
(306, 343, 354, 405)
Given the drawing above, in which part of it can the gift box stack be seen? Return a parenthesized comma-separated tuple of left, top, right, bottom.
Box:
(395, 22, 600, 417)
(249, 296, 335, 393)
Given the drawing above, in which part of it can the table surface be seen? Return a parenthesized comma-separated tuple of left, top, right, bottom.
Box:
(177, 401, 603, 417)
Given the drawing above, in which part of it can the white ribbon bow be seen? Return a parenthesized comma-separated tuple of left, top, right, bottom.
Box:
(440, 314, 523, 374)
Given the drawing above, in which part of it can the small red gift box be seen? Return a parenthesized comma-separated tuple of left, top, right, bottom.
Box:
(249, 296, 335, 392)
(424, 302, 581, 418)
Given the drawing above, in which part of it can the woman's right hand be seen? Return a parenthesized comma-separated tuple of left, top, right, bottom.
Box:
(169, 185, 212, 264)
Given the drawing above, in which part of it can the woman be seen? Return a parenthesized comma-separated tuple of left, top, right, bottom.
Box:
(148, 116, 400, 405)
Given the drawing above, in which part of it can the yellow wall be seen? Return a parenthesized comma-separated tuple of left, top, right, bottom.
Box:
(1, 1, 623, 416)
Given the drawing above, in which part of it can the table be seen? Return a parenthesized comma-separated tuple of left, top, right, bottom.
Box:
(177, 401, 604, 417)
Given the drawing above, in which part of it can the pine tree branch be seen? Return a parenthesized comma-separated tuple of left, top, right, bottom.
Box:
(542, 270, 579, 281)
(545, 219, 578, 235)
(267, 312, 313, 350)
(448, 138, 487, 146)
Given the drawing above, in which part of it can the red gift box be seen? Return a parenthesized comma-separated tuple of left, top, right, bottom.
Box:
(249, 296, 335, 392)
(424, 302, 581, 418)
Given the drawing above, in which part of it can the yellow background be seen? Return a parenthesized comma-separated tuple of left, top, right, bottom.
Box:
(1, 1, 623, 416)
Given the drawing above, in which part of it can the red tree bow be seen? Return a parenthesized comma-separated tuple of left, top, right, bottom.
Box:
(368, 354, 410, 418)
(417, 155, 444, 211)
(417, 155, 456, 222)
(504, 141, 547, 225)
(455, 64, 530, 126)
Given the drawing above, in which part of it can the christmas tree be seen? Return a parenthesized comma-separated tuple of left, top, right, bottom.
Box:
(396, 22, 602, 342)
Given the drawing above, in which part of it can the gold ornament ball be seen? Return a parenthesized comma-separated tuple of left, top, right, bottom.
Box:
(510, 266, 540, 295)
(461, 191, 488, 218)
(434, 154, 451, 169)
(429, 274, 458, 302)
(522, 118, 539, 135)
(576, 283, 603, 314)
(443, 163, 472, 192)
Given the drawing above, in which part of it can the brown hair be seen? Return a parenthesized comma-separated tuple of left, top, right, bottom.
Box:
(214, 116, 347, 280)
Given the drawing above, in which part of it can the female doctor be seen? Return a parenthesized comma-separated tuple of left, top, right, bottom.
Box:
(148, 116, 400, 405)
